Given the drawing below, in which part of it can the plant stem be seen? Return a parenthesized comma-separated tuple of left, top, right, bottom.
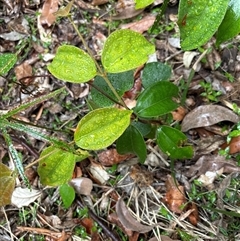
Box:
(68, 17, 128, 108)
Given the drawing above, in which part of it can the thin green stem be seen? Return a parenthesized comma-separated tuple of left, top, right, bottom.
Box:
(181, 68, 195, 105)
(68, 16, 128, 108)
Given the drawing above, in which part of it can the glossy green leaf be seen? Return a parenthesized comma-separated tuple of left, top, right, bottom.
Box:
(131, 121, 152, 137)
(134, 0, 154, 9)
(0, 176, 15, 206)
(157, 126, 193, 160)
(178, 0, 229, 50)
(142, 62, 171, 88)
(0, 53, 17, 75)
(48, 45, 97, 83)
(74, 108, 132, 150)
(135, 81, 179, 118)
(216, 0, 240, 46)
(91, 70, 134, 107)
(116, 125, 147, 164)
(59, 183, 75, 208)
(38, 146, 77, 186)
(102, 29, 155, 73)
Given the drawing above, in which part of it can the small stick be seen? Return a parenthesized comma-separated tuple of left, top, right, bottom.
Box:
(76, 198, 121, 241)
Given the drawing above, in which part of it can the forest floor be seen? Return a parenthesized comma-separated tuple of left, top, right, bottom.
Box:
(0, 0, 240, 241)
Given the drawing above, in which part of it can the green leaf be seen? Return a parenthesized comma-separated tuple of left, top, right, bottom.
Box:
(142, 62, 171, 88)
(74, 107, 132, 150)
(48, 45, 97, 83)
(134, 0, 154, 9)
(216, 0, 240, 46)
(0, 163, 13, 177)
(90, 70, 134, 107)
(38, 146, 77, 186)
(116, 125, 147, 164)
(0, 176, 15, 206)
(0, 53, 17, 75)
(157, 126, 193, 160)
(59, 183, 75, 208)
(131, 121, 152, 137)
(135, 81, 179, 118)
(178, 0, 229, 50)
(101, 29, 155, 73)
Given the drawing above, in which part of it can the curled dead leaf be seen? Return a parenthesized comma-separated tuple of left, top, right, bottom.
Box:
(221, 136, 240, 154)
(186, 154, 240, 178)
(171, 106, 187, 121)
(14, 62, 32, 84)
(116, 198, 153, 233)
(181, 105, 240, 132)
(98, 148, 131, 166)
(69, 177, 93, 196)
(40, 0, 58, 26)
(88, 161, 110, 184)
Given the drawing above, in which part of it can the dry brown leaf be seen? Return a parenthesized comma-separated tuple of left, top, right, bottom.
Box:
(14, 62, 32, 84)
(88, 161, 110, 184)
(171, 106, 187, 121)
(181, 105, 240, 132)
(164, 175, 186, 214)
(116, 198, 153, 233)
(120, 15, 156, 33)
(98, 148, 131, 166)
(221, 136, 240, 154)
(124, 78, 142, 100)
(79, 217, 94, 234)
(108, 213, 134, 237)
(69, 177, 93, 196)
(110, 0, 144, 20)
(186, 154, 240, 178)
(187, 202, 199, 226)
(40, 0, 58, 26)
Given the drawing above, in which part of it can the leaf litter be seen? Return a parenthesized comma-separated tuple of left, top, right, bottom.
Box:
(1, 0, 240, 240)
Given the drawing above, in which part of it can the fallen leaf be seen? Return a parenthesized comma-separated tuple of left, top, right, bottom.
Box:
(171, 106, 187, 121)
(14, 62, 32, 85)
(164, 175, 186, 214)
(108, 213, 134, 237)
(110, 0, 144, 20)
(183, 51, 199, 68)
(116, 198, 153, 233)
(198, 168, 224, 188)
(79, 217, 94, 234)
(123, 77, 142, 100)
(221, 136, 240, 154)
(98, 148, 131, 166)
(120, 15, 156, 33)
(187, 202, 199, 226)
(88, 161, 110, 184)
(181, 105, 240, 132)
(69, 177, 93, 196)
(11, 187, 41, 208)
(40, 0, 58, 26)
(186, 154, 240, 178)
